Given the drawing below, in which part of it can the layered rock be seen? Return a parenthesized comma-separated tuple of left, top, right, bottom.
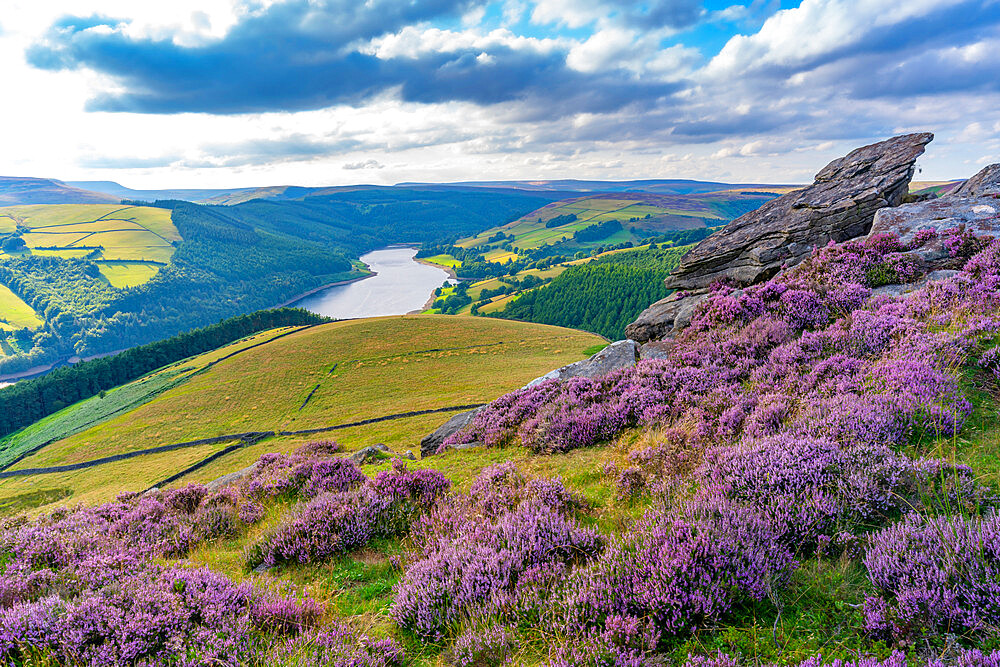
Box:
(953, 163, 1000, 197)
(524, 339, 639, 388)
(626, 132, 933, 342)
(420, 407, 482, 457)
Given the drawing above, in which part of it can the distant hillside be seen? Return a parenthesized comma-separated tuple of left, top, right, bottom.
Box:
(0, 315, 603, 510)
(0, 189, 559, 377)
(398, 178, 793, 195)
(0, 177, 117, 206)
(424, 189, 780, 271)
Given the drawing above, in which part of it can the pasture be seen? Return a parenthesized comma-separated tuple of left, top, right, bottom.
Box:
(0, 316, 603, 510)
(0, 286, 43, 332)
(0, 204, 179, 287)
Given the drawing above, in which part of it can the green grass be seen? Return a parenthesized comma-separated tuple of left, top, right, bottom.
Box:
(420, 254, 462, 269)
(0, 204, 179, 285)
(96, 261, 162, 288)
(0, 316, 603, 510)
(0, 367, 191, 470)
(0, 285, 43, 332)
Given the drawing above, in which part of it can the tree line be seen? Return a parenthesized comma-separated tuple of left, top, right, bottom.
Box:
(482, 245, 689, 340)
(0, 308, 327, 439)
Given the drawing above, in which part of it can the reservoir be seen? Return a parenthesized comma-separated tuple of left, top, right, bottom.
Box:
(291, 246, 453, 319)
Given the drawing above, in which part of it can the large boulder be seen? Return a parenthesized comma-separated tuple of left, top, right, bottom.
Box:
(626, 133, 933, 342)
(869, 195, 1000, 267)
(420, 407, 482, 457)
(953, 164, 1000, 198)
(524, 339, 639, 388)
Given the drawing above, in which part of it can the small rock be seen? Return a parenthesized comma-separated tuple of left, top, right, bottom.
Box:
(402, 450, 416, 461)
(350, 443, 391, 465)
(205, 462, 259, 491)
(420, 408, 482, 458)
(639, 340, 673, 360)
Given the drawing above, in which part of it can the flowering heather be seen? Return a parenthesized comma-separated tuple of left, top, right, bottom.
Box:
(448, 233, 999, 456)
(273, 623, 405, 666)
(863, 512, 1000, 639)
(241, 441, 366, 500)
(248, 460, 449, 568)
(680, 649, 1000, 667)
(0, 439, 394, 665)
(391, 464, 601, 639)
(565, 501, 796, 641)
(451, 623, 517, 666)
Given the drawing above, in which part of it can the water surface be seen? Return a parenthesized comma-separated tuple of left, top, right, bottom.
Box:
(292, 246, 453, 319)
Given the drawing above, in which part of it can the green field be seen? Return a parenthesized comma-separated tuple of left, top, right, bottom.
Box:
(0, 204, 179, 284)
(0, 285, 43, 331)
(453, 190, 776, 263)
(0, 316, 603, 509)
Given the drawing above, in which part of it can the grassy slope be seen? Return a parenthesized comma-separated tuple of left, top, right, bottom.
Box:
(0, 316, 603, 510)
(452, 190, 775, 261)
(0, 285, 43, 331)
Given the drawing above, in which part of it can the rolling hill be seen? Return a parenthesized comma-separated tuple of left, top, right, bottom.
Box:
(0, 315, 603, 512)
(0, 176, 118, 206)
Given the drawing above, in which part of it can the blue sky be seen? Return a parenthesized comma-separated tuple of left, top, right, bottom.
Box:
(0, 0, 997, 187)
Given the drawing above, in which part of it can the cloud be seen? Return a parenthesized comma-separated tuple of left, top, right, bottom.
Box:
(26, 0, 680, 117)
(530, 0, 702, 30)
(343, 159, 385, 170)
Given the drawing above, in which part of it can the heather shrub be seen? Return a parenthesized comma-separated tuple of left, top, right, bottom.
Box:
(248, 461, 449, 569)
(565, 503, 796, 642)
(392, 465, 601, 639)
(863, 512, 1000, 639)
(239, 440, 358, 501)
(447, 232, 999, 460)
(274, 623, 405, 666)
(451, 623, 518, 666)
(250, 592, 324, 635)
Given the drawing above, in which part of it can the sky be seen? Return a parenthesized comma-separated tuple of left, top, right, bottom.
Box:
(0, 0, 998, 188)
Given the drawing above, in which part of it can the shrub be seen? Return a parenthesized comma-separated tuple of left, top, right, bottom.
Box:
(863, 512, 1000, 639)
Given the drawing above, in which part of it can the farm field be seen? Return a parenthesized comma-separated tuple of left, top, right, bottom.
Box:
(0, 285, 42, 331)
(457, 190, 775, 256)
(0, 204, 179, 287)
(0, 316, 603, 510)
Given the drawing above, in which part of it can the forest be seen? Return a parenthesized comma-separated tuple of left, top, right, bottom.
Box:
(0, 307, 325, 440)
(484, 245, 689, 339)
(0, 188, 557, 374)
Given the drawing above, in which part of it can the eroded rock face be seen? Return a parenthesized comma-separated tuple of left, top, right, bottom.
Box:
(420, 407, 482, 457)
(625, 133, 933, 342)
(869, 196, 1000, 267)
(524, 339, 639, 388)
(953, 164, 1000, 198)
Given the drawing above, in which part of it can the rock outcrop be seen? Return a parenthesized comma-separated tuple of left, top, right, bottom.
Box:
(953, 163, 1000, 198)
(420, 340, 640, 457)
(420, 407, 482, 457)
(868, 195, 1000, 267)
(524, 339, 639, 388)
(626, 132, 933, 342)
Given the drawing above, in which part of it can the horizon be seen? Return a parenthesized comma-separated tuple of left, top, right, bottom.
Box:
(1, 0, 997, 188)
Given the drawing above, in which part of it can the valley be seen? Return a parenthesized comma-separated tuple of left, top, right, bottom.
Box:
(0, 315, 603, 511)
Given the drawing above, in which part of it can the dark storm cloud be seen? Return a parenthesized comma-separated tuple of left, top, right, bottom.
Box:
(26, 0, 680, 116)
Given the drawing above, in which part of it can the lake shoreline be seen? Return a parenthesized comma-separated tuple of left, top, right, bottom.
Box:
(291, 247, 452, 320)
(276, 271, 376, 309)
(414, 257, 458, 280)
